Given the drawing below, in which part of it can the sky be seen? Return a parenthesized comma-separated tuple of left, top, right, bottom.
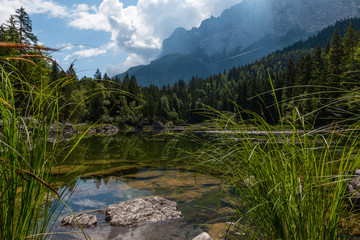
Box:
(0, 0, 243, 78)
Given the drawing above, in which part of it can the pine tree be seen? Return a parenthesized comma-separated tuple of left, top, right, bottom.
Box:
(328, 29, 344, 89)
(283, 59, 296, 99)
(295, 54, 313, 95)
(94, 68, 102, 80)
(103, 73, 110, 80)
(311, 46, 326, 87)
(0, 25, 6, 42)
(121, 74, 129, 92)
(15, 7, 38, 44)
(159, 95, 170, 119)
(4, 15, 18, 43)
(281, 60, 297, 119)
(236, 80, 249, 118)
(343, 22, 357, 55)
(308, 46, 327, 125)
(0, 25, 9, 56)
(343, 22, 358, 72)
(50, 61, 60, 84)
(129, 75, 140, 96)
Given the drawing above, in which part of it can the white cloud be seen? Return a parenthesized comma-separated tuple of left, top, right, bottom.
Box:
(99, 0, 244, 51)
(0, 4, 18, 24)
(73, 3, 91, 12)
(72, 198, 106, 208)
(29, 0, 68, 17)
(63, 43, 114, 63)
(68, 4, 110, 31)
(0, 0, 244, 76)
(106, 53, 149, 76)
(87, 0, 243, 76)
(0, 0, 68, 23)
(73, 47, 106, 58)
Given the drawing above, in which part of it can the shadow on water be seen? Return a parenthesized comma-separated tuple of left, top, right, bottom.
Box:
(49, 131, 235, 240)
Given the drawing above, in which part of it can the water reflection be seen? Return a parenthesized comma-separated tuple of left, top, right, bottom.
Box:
(51, 132, 232, 240)
(64, 178, 152, 212)
(53, 131, 200, 183)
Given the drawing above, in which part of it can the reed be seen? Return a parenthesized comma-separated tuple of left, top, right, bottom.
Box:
(0, 55, 85, 239)
(196, 79, 360, 239)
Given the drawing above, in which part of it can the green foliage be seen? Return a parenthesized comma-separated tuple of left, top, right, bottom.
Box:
(0, 9, 95, 239)
(93, 68, 102, 80)
(196, 88, 360, 239)
(0, 59, 85, 240)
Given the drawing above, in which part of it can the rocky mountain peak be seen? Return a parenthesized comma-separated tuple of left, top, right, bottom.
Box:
(161, 0, 360, 57)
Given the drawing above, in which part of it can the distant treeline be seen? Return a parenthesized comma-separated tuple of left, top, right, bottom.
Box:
(1, 8, 360, 127)
(67, 20, 358, 127)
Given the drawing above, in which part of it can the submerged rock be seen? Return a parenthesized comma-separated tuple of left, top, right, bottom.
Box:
(105, 196, 183, 227)
(192, 232, 213, 240)
(61, 213, 97, 228)
(53, 216, 201, 240)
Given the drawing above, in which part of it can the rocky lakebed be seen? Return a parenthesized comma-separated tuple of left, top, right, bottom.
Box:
(59, 196, 213, 240)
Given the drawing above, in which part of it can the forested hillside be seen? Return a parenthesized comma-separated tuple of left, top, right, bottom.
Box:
(1, 9, 359, 128)
(96, 19, 360, 127)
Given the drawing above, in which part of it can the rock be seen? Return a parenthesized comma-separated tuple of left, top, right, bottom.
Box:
(63, 123, 77, 136)
(53, 217, 201, 240)
(347, 169, 360, 204)
(61, 213, 97, 228)
(105, 197, 183, 227)
(88, 124, 119, 135)
(48, 123, 119, 138)
(152, 121, 164, 130)
(192, 232, 213, 240)
(49, 122, 77, 138)
(163, 0, 360, 57)
(102, 124, 119, 135)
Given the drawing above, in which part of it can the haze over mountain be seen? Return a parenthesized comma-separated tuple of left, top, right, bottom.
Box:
(117, 0, 360, 86)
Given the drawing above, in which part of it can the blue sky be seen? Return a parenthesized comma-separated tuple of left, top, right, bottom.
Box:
(1, 0, 243, 79)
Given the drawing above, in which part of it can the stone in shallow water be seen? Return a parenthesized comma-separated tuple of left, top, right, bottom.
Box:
(53, 213, 202, 240)
(192, 232, 213, 240)
(61, 213, 97, 228)
(105, 196, 183, 227)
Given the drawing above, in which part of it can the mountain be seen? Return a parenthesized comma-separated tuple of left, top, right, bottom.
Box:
(116, 0, 360, 86)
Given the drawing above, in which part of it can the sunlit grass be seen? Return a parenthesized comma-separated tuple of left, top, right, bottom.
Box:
(195, 77, 360, 239)
(0, 55, 91, 239)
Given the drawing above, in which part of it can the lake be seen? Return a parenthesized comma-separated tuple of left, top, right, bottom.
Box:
(50, 131, 235, 240)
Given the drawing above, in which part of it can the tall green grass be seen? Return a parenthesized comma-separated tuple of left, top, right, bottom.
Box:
(0, 59, 84, 239)
(197, 86, 360, 239)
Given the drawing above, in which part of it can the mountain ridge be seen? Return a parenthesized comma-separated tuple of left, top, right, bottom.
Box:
(116, 0, 360, 86)
(162, 0, 360, 57)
